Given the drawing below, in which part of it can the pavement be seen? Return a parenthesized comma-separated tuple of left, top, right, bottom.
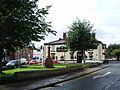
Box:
(0, 64, 110, 90)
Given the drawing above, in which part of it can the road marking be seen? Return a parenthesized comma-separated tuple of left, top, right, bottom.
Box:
(93, 72, 111, 79)
(93, 75, 101, 79)
(56, 68, 109, 84)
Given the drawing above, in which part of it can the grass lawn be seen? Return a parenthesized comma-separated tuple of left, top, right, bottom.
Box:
(0, 63, 84, 77)
(1, 64, 67, 76)
(2, 68, 38, 76)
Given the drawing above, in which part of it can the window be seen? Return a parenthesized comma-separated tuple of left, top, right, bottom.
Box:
(51, 45, 55, 52)
(60, 56, 64, 61)
(56, 46, 68, 52)
(51, 53, 55, 59)
(89, 55, 93, 58)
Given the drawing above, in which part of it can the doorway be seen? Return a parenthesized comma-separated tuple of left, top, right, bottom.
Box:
(77, 52, 82, 63)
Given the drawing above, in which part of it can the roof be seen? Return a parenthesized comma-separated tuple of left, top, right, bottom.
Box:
(44, 38, 106, 49)
(44, 39, 65, 45)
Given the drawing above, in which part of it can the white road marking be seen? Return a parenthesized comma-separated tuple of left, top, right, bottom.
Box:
(93, 72, 111, 79)
(93, 75, 101, 79)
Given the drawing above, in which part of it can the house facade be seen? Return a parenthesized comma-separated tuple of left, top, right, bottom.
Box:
(15, 47, 33, 61)
(44, 33, 106, 63)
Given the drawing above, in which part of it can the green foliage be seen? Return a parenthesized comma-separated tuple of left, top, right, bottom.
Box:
(106, 44, 120, 57)
(112, 49, 120, 60)
(0, 0, 57, 73)
(0, 0, 56, 53)
(111, 49, 120, 56)
(67, 18, 96, 52)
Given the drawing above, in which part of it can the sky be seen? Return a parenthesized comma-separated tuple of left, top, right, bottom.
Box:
(35, 0, 120, 47)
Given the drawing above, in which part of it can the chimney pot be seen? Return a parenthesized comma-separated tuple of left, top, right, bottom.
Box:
(63, 33, 66, 40)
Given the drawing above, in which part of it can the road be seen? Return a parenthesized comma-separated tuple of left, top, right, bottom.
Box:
(40, 61, 120, 90)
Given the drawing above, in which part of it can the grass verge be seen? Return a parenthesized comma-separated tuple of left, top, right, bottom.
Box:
(1, 64, 67, 76)
(0, 63, 87, 77)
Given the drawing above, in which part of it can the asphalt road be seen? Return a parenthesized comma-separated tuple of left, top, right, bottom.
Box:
(41, 61, 120, 90)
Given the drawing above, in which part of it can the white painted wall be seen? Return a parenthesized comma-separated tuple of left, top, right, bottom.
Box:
(44, 43, 106, 63)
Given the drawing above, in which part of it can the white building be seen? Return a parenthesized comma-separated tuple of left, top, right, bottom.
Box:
(44, 33, 106, 63)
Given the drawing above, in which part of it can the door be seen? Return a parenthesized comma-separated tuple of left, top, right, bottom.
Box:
(77, 52, 82, 63)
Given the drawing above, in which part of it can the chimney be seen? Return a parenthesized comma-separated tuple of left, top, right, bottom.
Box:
(63, 33, 66, 40)
(59, 38, 62, 40)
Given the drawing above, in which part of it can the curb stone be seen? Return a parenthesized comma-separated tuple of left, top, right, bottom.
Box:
(30, 65, 110, 90)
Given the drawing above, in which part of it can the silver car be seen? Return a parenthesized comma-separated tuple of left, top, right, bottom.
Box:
(83, 58, 103, 64)
(6, 60, 19, 67)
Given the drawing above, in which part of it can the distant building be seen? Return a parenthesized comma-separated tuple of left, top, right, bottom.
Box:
(15, 47, 33, 61)
(44, 33, 106, 63)
(33, 49, 43, 61)
(8, 46, 44, 61)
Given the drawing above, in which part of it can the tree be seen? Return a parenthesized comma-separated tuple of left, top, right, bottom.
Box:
(111, 49, 120, 60)
(106, 44, 120, 60)
(67, 18, 96, 63)
(0, 0, 56, 73)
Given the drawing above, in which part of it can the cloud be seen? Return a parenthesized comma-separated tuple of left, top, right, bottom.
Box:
(37, 0, 120, 46)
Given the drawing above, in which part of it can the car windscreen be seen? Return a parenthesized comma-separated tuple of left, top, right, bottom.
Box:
(9, 60, 18, 63)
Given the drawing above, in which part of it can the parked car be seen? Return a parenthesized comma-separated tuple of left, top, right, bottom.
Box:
(6, 58, 27, 68)
(83, 58, 103, 64)
(29, 60, 41, 65)
(44, 59, 58, 64)
(28, 57, 42, 65)
(16, 58, 27, 64)
(51, 59, 58, 64)
(6, 60, 19, 68)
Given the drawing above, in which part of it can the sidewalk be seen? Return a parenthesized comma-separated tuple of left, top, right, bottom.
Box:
(0, 64, 110, 90)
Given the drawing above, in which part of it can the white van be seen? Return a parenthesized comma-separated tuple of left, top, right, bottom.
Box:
(17, 58, 27, 64)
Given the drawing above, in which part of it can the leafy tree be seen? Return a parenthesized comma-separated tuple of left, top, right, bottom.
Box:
(111, 49, 120, 60)
(0, 0, 56, 73)
(106, 44, 120, 58)
(67, 18, 96, 63)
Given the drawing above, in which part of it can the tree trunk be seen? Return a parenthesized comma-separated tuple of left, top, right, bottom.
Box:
(77, 52, 82, 63)
(82, 50, 86, 65)
(0, 49, 4, 74)
(77, 49, 85, 63)
(116, 55, 119, 61)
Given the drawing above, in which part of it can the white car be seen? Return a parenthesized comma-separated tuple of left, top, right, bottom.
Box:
(83, 58, 103, 64)
(6, 58, 27, 67)
(6, 60, 19, 67)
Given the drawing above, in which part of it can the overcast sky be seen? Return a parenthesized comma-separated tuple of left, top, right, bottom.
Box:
(35, 0, 120, 47)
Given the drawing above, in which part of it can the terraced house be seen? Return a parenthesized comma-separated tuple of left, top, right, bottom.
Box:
(44, 33, 106, 63)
